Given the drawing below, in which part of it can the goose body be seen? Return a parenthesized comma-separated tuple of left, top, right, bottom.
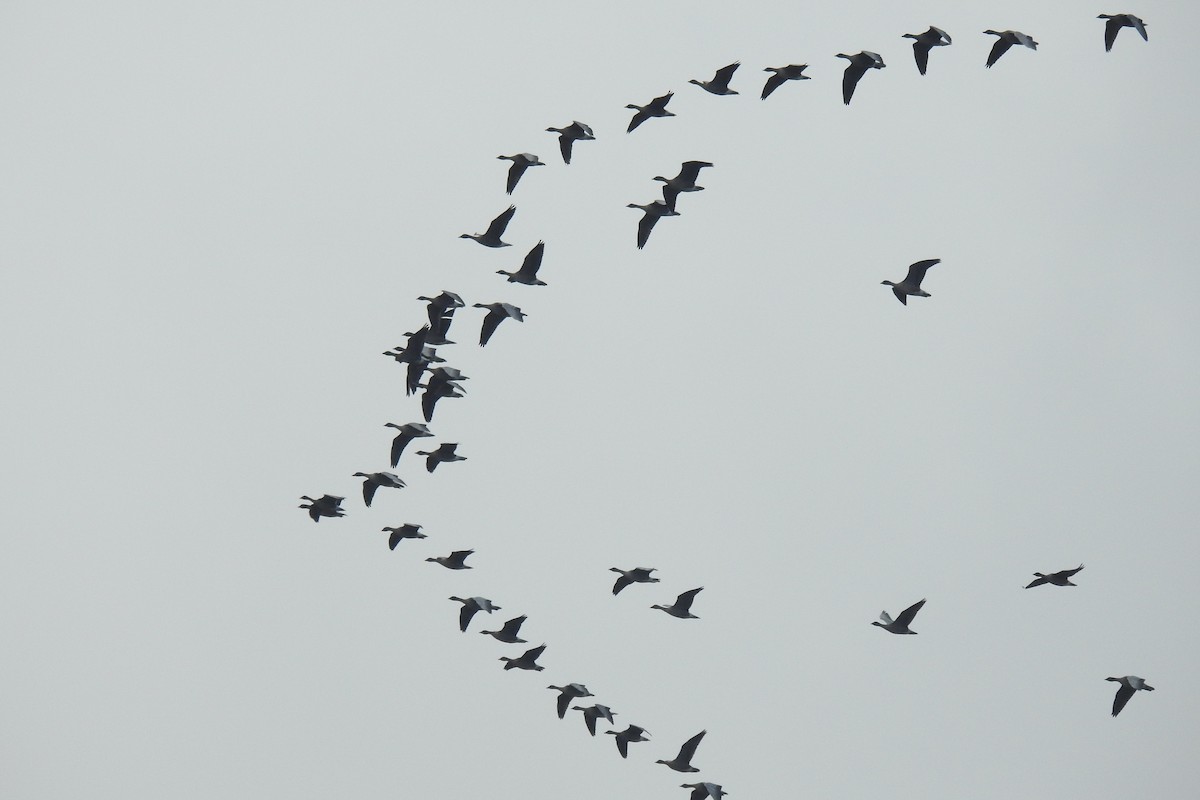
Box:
(1107, 675, 1154, 716)
(761, 63, 810, 99)
(1026, 564, 1084, 588)
(425, 549, 474, 570)
(607, 724, 650, 758)
(299, 494, 345, 522)
(481, 614, 528, 643)
(610, 566, 660, 595)
(420, 379, 464, 423)
(682, 783, 728, 800)
(382, 523, 425, 550)
(654, 160, 713, 210)
(657, 729, 706, 772)
(689, 62, 740, 95)
(882, 258, 940, 305)
(352, 472, 405, 507)
(472, 302, 526, 346)
(460, 205, 516, 247)
(627, 92, 675, 132)
(497, 240, 546, 285)
(415, 442, 467, 473)
(548, 683, 593, 719)
(384, 422, 434, 468)
(627, 200, 680, 250)
(902, 26, 952, 75)
(500, 644, 546, 671)
(836, 51, 885, 105)
(450, 596, 500, 632)
(653, 587, 703, 619)
(545, 121, 594, 164)
(872, 598, 925, 634)
(497, 153, 544, 194)
(572, 703, 616, 736)
(1098, 14, 1147, 51)
(984, 30, 1038, 68)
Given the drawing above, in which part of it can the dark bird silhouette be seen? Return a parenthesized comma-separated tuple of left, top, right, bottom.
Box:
(548, 683, 594, 719)
(1026, 564, 1084, 588)
(654, 161, 713, 210)
(497, 241, 547, 286)
(1107, 675, 1154, 717)
(572, 703, 617, 736)
(872, 598, 926, 634)
(418, 290, 466, 343)
(681, 783, 728, 800)
(545, 121, 595, 165)
(761, 64, 810, 99)
(627, 200, 680, 249)
(420, 376, 465, 423)
(607, 724, 650, 758)
(352, 472, 405, 507)
(450, 596, 500, 632)
(500, 644, 546, 671)
(425, 549, 474, 570)
(882, 259, 941, 305)
(1098, 14, 1147, 51)
(984, 30, 1038, 68)
(652, 587, 703, 619)
(626, 92, 675, 132)
(497, 153, 545, 194)
(689, 62, 740, 95)
(657, 730, 706, 772)
(610, 567, 660, 595)
(299, 494, 345, 522)
(481, 615, 528, 644)
(902, 26, 952, 75)
(473, 302, 526, 346)
(415, 442, 467, 473)
(382, 523, 425, 550)
(836, 51, 885, 105)
(460, 205, 516, 247)
(384, 422, 434, 468)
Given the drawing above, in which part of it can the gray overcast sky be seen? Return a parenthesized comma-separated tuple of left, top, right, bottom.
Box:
(3, 2, 1199, 798)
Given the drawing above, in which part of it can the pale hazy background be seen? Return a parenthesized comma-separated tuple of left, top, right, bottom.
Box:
(3, 2, 1198, 798)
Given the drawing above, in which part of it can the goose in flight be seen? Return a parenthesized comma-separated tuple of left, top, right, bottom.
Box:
(882, 258, 940, 305)
(654, 161, 713, 210)
(500, 644, 546, 671)
(572, 703, 616, 736)
(449, 596, 499, 632)
(607, 724, 650, 758)
(415, 442, 467, 473)
(497, 153, 544, 194)
(473, 302, 526, 346)
(627, 200, 680, 250)
(689, 62, 740, 95)
(902, 26, 952, 75)
(418, 290, 465, 344)
(1025, 564, 1084, 588)
(836, 51, 885, 104)
(425, 549, 474, 570)
(460, 205, 516, 247)
(299, 494, 345, 522)
(653, 587, 703, 619)
(420, 377, 465, 423)
(610, 567, 660, 595)
(352, 472, 405, 507)
(382, 523, 425, 550)
(872, 598, 926, 634)
(1098, 14, 1147, 51)
(627, 92, 675, 132)
(497, 241, 547, 286)
(681, 783, 728, 800)
(548, 683, 593, 719)
(546, 121, 594, 165)
(480, 615, 528, 644)
(657, 729, 706, 772)
(1107, 675, 1154, 716)
(984, 30, 1038, 68)
(761, 63, 810, 99)
(384, 422, 434, 468)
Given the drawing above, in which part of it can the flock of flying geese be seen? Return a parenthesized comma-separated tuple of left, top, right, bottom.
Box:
(300, 12, 1154, 799)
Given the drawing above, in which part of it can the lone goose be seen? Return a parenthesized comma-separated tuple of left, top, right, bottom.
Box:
(654, 161, 713, 210)
(1025, 564, 1084, 588)
(983, 30, 1038, 68)
(500, 644, 546, 671)
(415, 442, 467, 473)
(384, 422, 434, 468)
(299, 494, 345, 522)
(1107, 675, 1154, 716)
(449, 596, 500, 632)
(657, 730, 706, 772)
(607, 724, 650, 758)
(689, 62, 740, 95)
(382, 523, 425, 550)
(497, 153, 544, 194)
(545, 121, 594, 165)
(547, 683, 593, 719)
(1098, 14, 1147, 51)
(497, 241, 546, 286)
(611, 566, 660, 595)
(882, 258, 941, 305)
(836, 51, 885, 105)
(761, 64, 810, 99)
(425, 549, 474, 570)
(352, 472, 406, 507)
(627, 92, 675, 132)
(653, 587, 703, 619)
(480, 614, 527, 644)
(902, 26, 952, 75)
(627, 200, 680, 250)
(572, 703, 617, 736)
(872, 598, 926, 634)
(460, 205, 516, 247)
(681, 783, 728, 800)
(472, 302, 526, 346)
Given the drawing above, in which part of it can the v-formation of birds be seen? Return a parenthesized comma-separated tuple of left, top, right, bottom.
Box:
(300, 12, 1154, 799)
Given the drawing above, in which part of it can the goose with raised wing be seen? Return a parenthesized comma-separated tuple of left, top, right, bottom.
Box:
(627, 92, 675, 132)
(689, 62, 740, 95)
(654, 160, 713, 210)
(1107, 675, 1154, 717)
(546, 121, 594, 165)
(653, 587, 703, 619)
(352, 472, 405, 507)
(572, 703, 616, 736)
(481, 615, 528, 644)
(497, 241, 547, 286)
(497, 153, 544, 194)
(984, 30, 1038, 68)
(425, 549, 474, 570)
(657, 730, 706, 772)
(872, 598, 925, 634)
(1098, 14, 1147, 51)
(473, 302, 527, 346)
(902, 26, 952, 75)
(681, 783, 728, 800)
(761, 63, 810, 99)
(500, 644, 546, 671)
(882, 258, 940, 305)
(460, 205, 516, 248)
(836, 51, 885, 104)
(416, 442, 467, 473)
(1026, 564, 1084, 588)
